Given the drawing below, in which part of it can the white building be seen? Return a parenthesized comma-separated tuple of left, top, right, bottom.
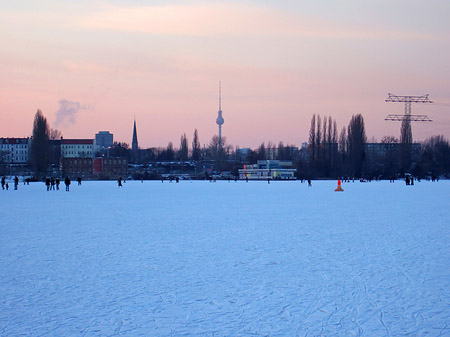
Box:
(239, 160, 297, 180)
(0, 138, 30, 163)
(61, 139, 94, 158)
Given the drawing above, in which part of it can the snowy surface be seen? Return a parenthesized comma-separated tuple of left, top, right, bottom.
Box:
(1, 180, 449, 336)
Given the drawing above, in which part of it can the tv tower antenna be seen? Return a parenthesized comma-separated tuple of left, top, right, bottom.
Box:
(216, 81, 224, 150)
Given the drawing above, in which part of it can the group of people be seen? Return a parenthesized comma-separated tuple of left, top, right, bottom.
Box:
(45, 177, 61, 191)
(1, 176, 19, 190)
(405, 175, 415, 186)
(45, 177, 73, 191)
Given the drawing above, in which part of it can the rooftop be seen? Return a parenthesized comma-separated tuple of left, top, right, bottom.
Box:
(61, 139, 93, 145)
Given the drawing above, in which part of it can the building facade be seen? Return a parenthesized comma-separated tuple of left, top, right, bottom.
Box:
(95, 131, 114, 151)
(61, 157, 94, 177)
(239, 160, 297, 180)
(365, 142, 421, 156)
(93, 157, 128, 179)
(0, 138, 30, 163)
(61, 139, 94, 158)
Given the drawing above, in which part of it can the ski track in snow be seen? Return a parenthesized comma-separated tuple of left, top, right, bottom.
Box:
(0, 180, 450, 336)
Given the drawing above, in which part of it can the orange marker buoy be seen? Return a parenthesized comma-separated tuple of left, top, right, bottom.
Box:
(335, 179, 344, 191)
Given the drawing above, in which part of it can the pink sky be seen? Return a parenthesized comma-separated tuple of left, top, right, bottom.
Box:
(1, 1, 449, 148)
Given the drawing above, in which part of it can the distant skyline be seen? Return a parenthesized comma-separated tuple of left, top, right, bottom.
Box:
(1, 0, 450, 148)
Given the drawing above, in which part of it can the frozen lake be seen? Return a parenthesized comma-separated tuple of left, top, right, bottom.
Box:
(1, 180, 449, 336)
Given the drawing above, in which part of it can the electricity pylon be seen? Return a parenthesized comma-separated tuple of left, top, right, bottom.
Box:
(385, 93, 433, 173)
(385, 93, 433, 123)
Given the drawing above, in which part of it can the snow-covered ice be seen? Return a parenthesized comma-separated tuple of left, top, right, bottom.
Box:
(1, 180, 449, 336)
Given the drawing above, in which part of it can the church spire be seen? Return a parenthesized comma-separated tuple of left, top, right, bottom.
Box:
(132, 118, 139, 162)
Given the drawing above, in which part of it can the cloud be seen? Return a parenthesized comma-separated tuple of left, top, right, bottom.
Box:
(80, 3, 435, 41)
(63, 60, 112, 74)
(54, 99, 88, 128)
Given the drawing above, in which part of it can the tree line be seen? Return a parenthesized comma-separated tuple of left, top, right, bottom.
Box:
(303, 113, 449, 179)
(28, 109, 450, 179)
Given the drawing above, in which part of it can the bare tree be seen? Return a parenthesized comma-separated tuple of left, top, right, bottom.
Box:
(316, 115, 322, 164)
(400, 117, 413, 174)
(191, 129, 201, 161)
(347, 114, 367, 178)
(256, 142, 266, 160)
(50, 128, 63, 140)
(109, 142, 130, 159)
(166, 142, 175, 161)
(178, 133, 188, 161)
(308, 114, 316, 162)
(277, 142, 285, 160)
(417, 135, 450, 178)
(208, 135, 232, 161)
(30, 109, 51, 175)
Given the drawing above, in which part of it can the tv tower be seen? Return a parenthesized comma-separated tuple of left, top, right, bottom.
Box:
(216, 81, 224, 150)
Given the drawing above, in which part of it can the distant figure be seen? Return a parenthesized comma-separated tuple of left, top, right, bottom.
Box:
(77, 177, 82, 186)
(176, 177, 179, 183)
(6, 182, 9, 190)
(118, 177, 123, 187)
(14, 176, 19, 190)
(1, 176, 5, 190)
(161, 177, 164, 183)
(45, 178, 51, 191)
(246, 177, 248, 183)
(51, 177, 56, 190)
(64, 176, 71, 191)
(235, 177, 237, 182)
(25, 178, 30, 185)
(56, 178, 60, 190)
(411, 176, 414, 185)
(267, 177, 271, 184)
(406, 176, 410, 186)
(308, 179, 312, 187)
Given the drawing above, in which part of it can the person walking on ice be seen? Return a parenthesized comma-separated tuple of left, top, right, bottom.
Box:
(64, 176, 71, 191)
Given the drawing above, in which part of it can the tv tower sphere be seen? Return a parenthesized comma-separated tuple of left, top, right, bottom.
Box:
(216, 112, 224, 126)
